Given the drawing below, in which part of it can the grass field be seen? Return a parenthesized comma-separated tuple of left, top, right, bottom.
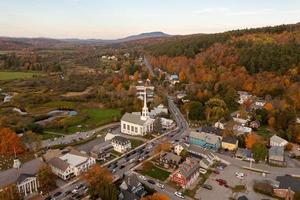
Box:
(46, 108, 121, 134)
(0, 71, 41, 80)
(140, 165, 171, 181)
(130, 139, 144, 148)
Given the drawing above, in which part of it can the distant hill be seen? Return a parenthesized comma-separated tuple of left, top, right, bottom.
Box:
(0, 31, 170, 49)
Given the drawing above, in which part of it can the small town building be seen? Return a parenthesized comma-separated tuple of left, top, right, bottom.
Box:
(0, 158, 44, 197)
(174, 143, 184, 155)
(90, 142, 112, 161)
(269, 146, 285, 166)
(160, 117, 175, 129)
(119, 174, 147, 200)
(189, 130, 222, 151)
(121, 89, 154, 136)
(171, 158, 200, 189)
(48, 152, 95, 180)
(169, 74, 180, 85)
(105, 132, 118, 141)
(214, 121, 226, 129)
(235, 148, 254, 161)
(159, 152, 182, 169)
(270, 135, 288, 147)
(149, 104, 168, 118)
(233, 125, 252, 135)
(222, 136, 239, 151)
(237, 91, 252, 104)
(111, 136, 131, 153)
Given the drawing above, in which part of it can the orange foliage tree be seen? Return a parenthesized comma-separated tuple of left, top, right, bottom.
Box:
(245, 133, 257, 149)
(141, 193, 170, 200)
(264, 103, 273, 111)
(82, 164, 112, 185)
(268, 117, 276, 129)
(153, 141, 171, 154)
(0, 128, 24, 156)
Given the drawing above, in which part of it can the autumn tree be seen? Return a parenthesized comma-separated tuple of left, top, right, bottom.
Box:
(245, 133, 257, 149)
(141, 193, 170, 200)
(142, 161, 153, 171)
(133, 71, 139, 81)
(82, 165, 117, 200)
(179, 70, 186, 81)
(205, 98, 228, 121)
(153, 140, 171, 154)
(268, 117, 276, 129)
(37, 165, 57, 195)
(0, 128, 24, 156)
(0, 184, 21, 200)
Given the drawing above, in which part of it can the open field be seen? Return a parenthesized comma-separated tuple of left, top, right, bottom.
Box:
(0, 71, 41, 80)
(46, 108, 121, 134)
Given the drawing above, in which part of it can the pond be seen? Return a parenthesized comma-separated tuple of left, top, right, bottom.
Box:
(35, 109, 78, 126)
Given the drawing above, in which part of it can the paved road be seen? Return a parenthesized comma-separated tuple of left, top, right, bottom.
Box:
(41, 122, 120, 148)
(144, 56, 155, 77)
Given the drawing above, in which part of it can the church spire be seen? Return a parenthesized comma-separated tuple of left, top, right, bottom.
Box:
(141, 87, 149, 120)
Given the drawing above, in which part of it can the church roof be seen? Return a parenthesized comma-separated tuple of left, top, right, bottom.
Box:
(121, 113, 147, 126)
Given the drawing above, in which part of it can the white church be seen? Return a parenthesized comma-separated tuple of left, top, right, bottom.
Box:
(121, 88, 154, 136)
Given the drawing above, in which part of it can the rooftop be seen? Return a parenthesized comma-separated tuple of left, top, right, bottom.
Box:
(121, 113, 146, 126)
(111, 136, 130, 145)
(60, 153, 88, 167)
(190, 131, 221, 145)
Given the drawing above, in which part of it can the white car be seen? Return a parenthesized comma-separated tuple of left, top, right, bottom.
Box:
(174, 192, 185, 199)
(235, 172, 244, 177)
(139, 175, 147, 181)
(156, 183, 164, 189)
(199, 168, 207, 174)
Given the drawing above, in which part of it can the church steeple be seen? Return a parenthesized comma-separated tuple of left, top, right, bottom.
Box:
(141, 88, 149, 120)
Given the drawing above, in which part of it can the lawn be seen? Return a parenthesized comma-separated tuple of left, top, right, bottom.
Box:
(0, 71, 41, 80)
(130, 139, 144, 148)
(256, 126, 273, 139)
(140, 165, 171, 181)
(46, 108, 121, 134)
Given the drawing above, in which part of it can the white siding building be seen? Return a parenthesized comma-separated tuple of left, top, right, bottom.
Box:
(121, 88, 154, 136)
(111, 136, 131, 153)
(270, 135, 288, 147)
(48, 153, 95, 180)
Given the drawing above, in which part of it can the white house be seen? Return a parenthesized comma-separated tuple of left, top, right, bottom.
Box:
(48, 153, 95, 180)
(233, 125, 252, 135)
(270, 135, 288, 147)
(149, 104, 168, 118)
(105, 132, 118, 141)
(237, 91, 252, 104)
(111, 136, 132, 153)
(174, 143, 184, 156)
(121, 89, 154, 136)
(214, 121, 225, 130)
(161, 117, 175, 129)
(0, 158, 44, 197)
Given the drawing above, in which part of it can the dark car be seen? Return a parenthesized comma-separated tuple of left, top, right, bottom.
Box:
(53, 191, 62, 197)
(147, 179, 155, 185)
(202, 184, 213, 190)
(120, 165, 125, 169)
(76, 183, 85, 189)
(216, 179, 227, 185)
(44, 197, 52, 200)
(64, 190, 72, 197)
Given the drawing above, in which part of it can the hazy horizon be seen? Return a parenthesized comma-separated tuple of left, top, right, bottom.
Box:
(1, 0, 300, 39)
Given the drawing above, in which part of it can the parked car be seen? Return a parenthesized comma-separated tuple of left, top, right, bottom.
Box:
(64, 190, 72, 197)
(156, 183, 165, 189)
(174, 192, 185, 199)
(53, 191, 62, 199)
(147, 179, 155, 185)
(199, 168, 207, 174)
(216, 179, 227, 185)
(139, 175, 147, 181)
(44, 197, 52, 200)
(202, 184, 213, 190)
(213, 170, 220, 174)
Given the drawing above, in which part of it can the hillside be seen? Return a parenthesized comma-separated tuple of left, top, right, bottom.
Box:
(0, 32, 170, 50)
(146, 23, 300, 74)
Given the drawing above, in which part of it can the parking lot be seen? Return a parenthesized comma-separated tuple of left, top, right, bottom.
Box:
(195, 164, 276, 200)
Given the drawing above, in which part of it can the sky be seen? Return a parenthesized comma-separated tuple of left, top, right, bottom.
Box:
(0, 0, 300, 39)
